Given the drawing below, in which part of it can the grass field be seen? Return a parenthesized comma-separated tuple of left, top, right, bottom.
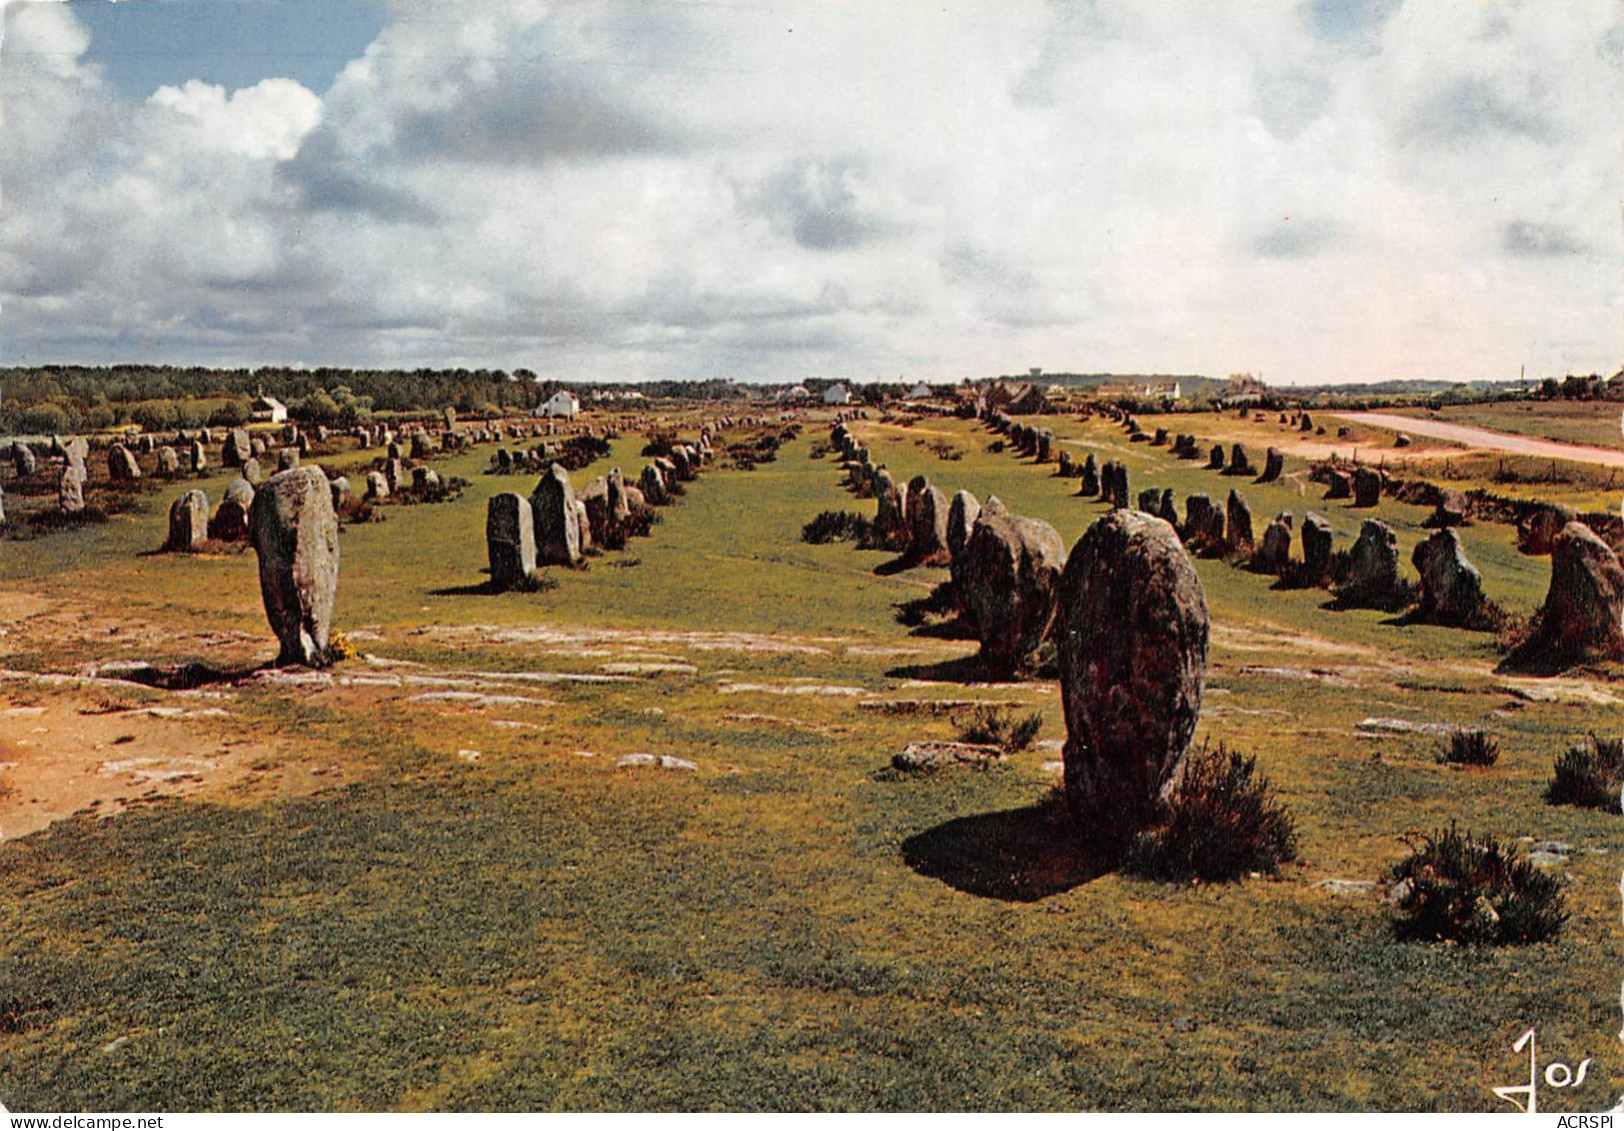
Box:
(1388, 400, 1624, 452)
(1, 411, 1621, 1111)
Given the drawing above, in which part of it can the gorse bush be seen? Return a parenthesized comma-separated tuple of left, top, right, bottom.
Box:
(801, 510, 875, 546)
(1437, 728, 1500, 767)
(1545, 734, 1624, 812)
(1124, 743, 1298, 883)
(1387, 824, 1567, 945)
(953, 705, 1043, 754)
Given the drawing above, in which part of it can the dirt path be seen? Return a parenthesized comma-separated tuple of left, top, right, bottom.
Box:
(1332, 411, 1624, 468)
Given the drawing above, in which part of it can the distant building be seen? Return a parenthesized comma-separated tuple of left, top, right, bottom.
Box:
(251, 394, 288, 424)
(1219, 374, 1267, 407)
(823, 383, 853, 405)
(1143, 381, 1182, 401)
(533, 390, 581, 419)
(776, 384, 811, 403)
(906, 381, 933, 400)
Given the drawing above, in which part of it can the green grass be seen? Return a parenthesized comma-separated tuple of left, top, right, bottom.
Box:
(1, 413, 1622, 1111)
(1388, 400, 1624, 451)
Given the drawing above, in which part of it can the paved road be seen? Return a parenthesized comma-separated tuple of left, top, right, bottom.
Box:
(1332, 411, 1624, 469)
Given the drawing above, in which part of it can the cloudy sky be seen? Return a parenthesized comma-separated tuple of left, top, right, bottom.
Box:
(2, 0, 1620, 384)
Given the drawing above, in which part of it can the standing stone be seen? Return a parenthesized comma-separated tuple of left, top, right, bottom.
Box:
(607, 469, 631, 528)
(1109, 462, 1130, 509)
(1079, 454, 1100, 497)
(1299, 412, 1314, 432)
(364, 470, 390, 501)
(383, 458, 404, 494)
(946, 489, 981, 560)
(108, 444, 141, 483)
(578, 477, 614, 546)
(1225, 443, 1255, 476)
(1258, 447, 1284, 483)
(1056, 509, 1209, 853)
(1057, 451, 1076, 478)
(387, 441, 403, 462)
(1226, 489, 1254, 552)
(487, 492, 537, 589)
(223, 429, 251, 468)
(212, 477, 256, 546)
(278, 448, 300, 472)
(1352, 467, 1382, 507)
(13, 444, 37, 478)
(241, 457, 262, 485)
(157, 446, 180, 477)
(190, 440, 208, 474)
(1158, 489, 1179, 528)
(875, 478, 911, 552)
(411, 432, 433, 460)
(1255, 513, 1293, 574)
(1137, 488, 1162, 514)
(166, 489, 209, 551)
(249, 466, 340, 667)
(1412, 528, 1489, 626)
(1035, 429, 1054, 463)
(1208, 444, 1226, 471)
(906, 480, 951, 564)
(1181, 494, 1224, 553)
(58, 459, 86, 513)
(1339, 519, 1401, 605)
(329, 476, 352, 513)
(572, 498, 592, 551)
(639, 463, 669, 506)
(956, 500, 1067, 676)
(1519, 522, 1624, 663)
(296, 433, 312, 457)
(250, 437, 267, 459)
(531, 464, 582, 566)
(1427, 488, 1468, 528)
(1518, 504, 1577, 555)
(1301, 512, 1333, 578)
(1323, 469, 1352, 500)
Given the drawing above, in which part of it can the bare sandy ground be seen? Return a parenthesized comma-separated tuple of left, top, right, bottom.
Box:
(1332, 411, 1624, 468)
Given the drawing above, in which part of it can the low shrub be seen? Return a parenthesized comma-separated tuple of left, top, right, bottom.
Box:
(801, 510, 875, 546)
(1387, 824, 1567, 945)
(1436, 728, 1499, 767)
(953, 705, 1043, 754)
(1124, 743, 1298, 883)
(1545, 734, 1624, 812)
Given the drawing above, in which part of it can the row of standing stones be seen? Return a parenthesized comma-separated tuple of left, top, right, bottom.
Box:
(988, 410, 1624, 662)
(831, 419, 1207, 852)
(485, 427, 725, 588)
(836, 406, 1624, 848)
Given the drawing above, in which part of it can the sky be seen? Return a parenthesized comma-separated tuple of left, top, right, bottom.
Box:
(1, 0, 1620, 385)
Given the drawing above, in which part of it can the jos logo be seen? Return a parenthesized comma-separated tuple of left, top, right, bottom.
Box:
(1494, 1026, 1592, 1113)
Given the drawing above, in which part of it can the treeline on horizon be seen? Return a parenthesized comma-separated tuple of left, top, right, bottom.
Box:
(0, 365, 765, 435)
(0, 362, 1616, 436)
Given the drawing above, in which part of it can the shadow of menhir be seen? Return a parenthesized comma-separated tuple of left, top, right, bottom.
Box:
(900, 792, 1109, 902)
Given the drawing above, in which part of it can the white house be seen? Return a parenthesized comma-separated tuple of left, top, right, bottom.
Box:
(822, 383, 852, 406)
(776, 384, 811, 403)
(533, 390, 581, 419)
(906, 381, 932, 400)
(250, 394, 288, 424)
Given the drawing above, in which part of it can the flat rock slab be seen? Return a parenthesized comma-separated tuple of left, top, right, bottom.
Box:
(616, 753, 698, 771)
(1314, 879, 1381, 896)
(891, 741, 1005, 773)
(858, 698, 1026, 716)
(1354, 717, 1455, 736)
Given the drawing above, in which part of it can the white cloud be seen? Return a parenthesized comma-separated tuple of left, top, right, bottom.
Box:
(148, 78, 321, 161)
(1, 0, 1620, 382)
